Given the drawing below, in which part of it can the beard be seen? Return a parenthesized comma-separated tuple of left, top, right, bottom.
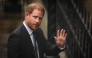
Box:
(28, 23, 40, 30)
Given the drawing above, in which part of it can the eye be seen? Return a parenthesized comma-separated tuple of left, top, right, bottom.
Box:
(33, 16, 38, 19)
(39, 17, 42, 20)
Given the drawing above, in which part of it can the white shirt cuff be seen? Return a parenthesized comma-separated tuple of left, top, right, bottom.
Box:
(58, 45, 65, 50)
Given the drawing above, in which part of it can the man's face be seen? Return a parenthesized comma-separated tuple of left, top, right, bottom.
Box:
(25, 9, 44, 30)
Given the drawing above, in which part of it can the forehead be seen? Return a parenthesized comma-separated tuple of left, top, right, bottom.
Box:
(31, 9, 44, 16)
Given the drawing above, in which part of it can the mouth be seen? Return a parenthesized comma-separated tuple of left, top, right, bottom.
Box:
(34, 24, 39, 27)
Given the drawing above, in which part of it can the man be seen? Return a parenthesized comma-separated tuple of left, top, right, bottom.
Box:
(7, 2, 67, 58)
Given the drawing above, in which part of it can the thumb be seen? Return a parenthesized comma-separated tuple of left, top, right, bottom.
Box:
(54, 36, 57, 41)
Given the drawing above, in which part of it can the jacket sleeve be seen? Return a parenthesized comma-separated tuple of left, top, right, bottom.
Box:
(7, 33, 21, 58)
(45, 40, 64, 56)
(37, 28, 64, 56)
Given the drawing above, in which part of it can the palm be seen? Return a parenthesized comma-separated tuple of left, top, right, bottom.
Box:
(54, 29, 67, 47)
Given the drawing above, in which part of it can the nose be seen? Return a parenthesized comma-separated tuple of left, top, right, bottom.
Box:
(36, 18, 40, 23)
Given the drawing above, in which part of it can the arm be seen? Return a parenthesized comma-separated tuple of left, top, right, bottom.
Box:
(45, 41, 63, 56)
(45, 29, 67, 55)
(7, 33, 21, 58)
(36, 28, 66, 56)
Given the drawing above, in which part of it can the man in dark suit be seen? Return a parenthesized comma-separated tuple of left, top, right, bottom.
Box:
(7, 2, 67, 58)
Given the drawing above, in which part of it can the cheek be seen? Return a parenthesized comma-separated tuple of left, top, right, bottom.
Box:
(28, 20, 33, 28)
(29, 19, 33, 24)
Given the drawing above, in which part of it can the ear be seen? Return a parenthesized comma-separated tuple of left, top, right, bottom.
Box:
(25, 12, 29, 17)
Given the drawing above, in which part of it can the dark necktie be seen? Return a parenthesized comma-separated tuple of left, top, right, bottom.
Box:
(33, 31, 38, 58)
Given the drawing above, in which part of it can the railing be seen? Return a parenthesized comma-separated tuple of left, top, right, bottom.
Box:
(57, 0, 92, 58)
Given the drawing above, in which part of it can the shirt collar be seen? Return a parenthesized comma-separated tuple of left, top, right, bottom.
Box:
(23, 21, 33, 35)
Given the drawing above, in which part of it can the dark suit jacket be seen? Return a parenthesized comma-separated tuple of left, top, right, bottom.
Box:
(7, 24, 63, 58)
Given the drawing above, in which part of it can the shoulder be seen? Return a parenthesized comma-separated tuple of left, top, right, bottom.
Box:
(8, 24, 24, 42)
(9, 24, 24, 38)
(11, 24, 24, 35)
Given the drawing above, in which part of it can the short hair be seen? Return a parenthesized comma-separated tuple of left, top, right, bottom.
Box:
(25, 2, 45, 15)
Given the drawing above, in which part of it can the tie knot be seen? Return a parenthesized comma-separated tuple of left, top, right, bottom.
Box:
(33, 31, 35, 34)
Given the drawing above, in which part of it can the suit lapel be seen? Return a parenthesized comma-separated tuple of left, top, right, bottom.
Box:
(21, 24, 35, 57)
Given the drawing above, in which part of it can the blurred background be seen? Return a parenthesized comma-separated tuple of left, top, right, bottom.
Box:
(0, 0, 92, 58)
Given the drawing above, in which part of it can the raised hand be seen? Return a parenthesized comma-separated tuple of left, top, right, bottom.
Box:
(54, 29, 67, 47)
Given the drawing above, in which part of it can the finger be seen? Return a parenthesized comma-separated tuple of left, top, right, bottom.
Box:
(64, 33, 67, 39)
(54, 36, 57, 41)
(60, 29, 63, 37)
(62, 30, 65, 37)
(57, 30, 59, 37)
(54, 36, 56, 39)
